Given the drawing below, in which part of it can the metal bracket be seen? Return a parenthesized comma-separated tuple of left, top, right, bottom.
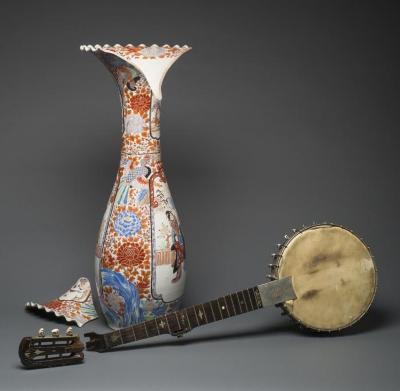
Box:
(257, 277, 297, 307)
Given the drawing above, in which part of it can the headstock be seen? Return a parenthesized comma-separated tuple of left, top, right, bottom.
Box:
(84, 332, 108, 352)
(19, 327, 84, 369)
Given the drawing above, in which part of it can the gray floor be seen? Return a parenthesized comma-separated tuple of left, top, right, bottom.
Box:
(1, 1, 399, 390)
(2, 301, 399, 390)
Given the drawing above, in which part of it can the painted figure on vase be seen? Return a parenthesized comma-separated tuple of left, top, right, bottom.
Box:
(166, 210, 185, 283)
(81, 44, 191, 329)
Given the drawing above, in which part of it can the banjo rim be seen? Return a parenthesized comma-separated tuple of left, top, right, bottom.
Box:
(271, 223, 378, 332)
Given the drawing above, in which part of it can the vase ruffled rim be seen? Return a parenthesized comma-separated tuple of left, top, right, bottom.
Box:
(80, 44, 191, 99)
(80, 43, 191, 56)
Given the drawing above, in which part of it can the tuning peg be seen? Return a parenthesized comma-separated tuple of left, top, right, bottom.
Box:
(284, 234, 290, 240)
(51, 328, 60, 337)
(38, 328, 45, 337)
(271, 253, 277, 258)
(276, 243, 281, 249)
(66, 327, 73, 336)
(292, 228, 297, 233)
(267, 274, 276, 280)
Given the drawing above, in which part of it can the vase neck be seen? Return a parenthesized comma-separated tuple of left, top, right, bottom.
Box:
(83, 44, 191, 100)
(96, 52, 162, 155)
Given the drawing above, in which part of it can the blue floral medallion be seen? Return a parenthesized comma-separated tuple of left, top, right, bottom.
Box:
(114, 210, 141, 237)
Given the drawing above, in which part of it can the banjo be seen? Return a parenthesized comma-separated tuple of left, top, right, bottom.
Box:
(81, 223, 377, 352)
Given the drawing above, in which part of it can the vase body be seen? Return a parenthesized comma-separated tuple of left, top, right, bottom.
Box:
(81, 44, 190, 329)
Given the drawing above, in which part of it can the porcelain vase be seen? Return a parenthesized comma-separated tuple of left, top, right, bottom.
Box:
(81, 44, 191, 329)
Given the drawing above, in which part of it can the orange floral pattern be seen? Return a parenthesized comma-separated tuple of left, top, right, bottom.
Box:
(25, 278, 98, 327)
(117, 241, 146, 266)
(130, 94, 151, 116)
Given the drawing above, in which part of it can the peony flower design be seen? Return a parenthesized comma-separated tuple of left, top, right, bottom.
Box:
(117, 241, 146, 268)
(129, 93, 151, 116)
(114, 211, 141, 237)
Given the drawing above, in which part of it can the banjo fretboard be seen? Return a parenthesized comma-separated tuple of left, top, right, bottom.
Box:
(95, 287, 263, 350)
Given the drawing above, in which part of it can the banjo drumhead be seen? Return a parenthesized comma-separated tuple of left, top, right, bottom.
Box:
(276, 224, 377, 332)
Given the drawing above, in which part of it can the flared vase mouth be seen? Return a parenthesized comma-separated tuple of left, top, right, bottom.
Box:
(80, 44, 191, 100)
(80, 43, 191, 59)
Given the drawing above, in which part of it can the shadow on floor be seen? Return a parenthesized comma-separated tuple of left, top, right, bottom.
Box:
(109, 306, 398, 353)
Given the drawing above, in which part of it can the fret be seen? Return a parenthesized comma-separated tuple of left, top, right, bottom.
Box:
(186, 306, 199, 328)
(243, 289, 253, 311)
(182, 308, 195, 330)
(145, 319, 159, 337)
(209, 301, 216, 320)
(218, 297, 229, 319)
(120, 327, 134, 344)
(248, 287, 259, 309)
(131, 326, 137, 340)
(184, 310, 191, 330)
(225, 295, 236, 316)
(210, 300, 222, 321)
(195, 304, 207, 325)
(180, 310, 188, 328)
(237, 291, 247, 312)
(218, 300, 224, 319)
(175, 311, 181, 329)
(119, 329, 126, 342)
(177, 311, 187, 330)
(166, 312, 180, 334)
(193, 306, 200, 325)
(203, 302, 214, 322)
(232, 293, 242, 314)
(133, 324, 147, 340)
(116, 330, 123, 345)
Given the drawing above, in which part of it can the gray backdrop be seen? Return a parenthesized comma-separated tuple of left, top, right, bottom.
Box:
(0, 1, 399, 390)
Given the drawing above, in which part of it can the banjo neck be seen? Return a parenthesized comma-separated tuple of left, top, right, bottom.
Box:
(85, 277, 296, 352)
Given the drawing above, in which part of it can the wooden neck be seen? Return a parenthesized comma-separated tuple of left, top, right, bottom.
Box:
(101, 286, 263, 350)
